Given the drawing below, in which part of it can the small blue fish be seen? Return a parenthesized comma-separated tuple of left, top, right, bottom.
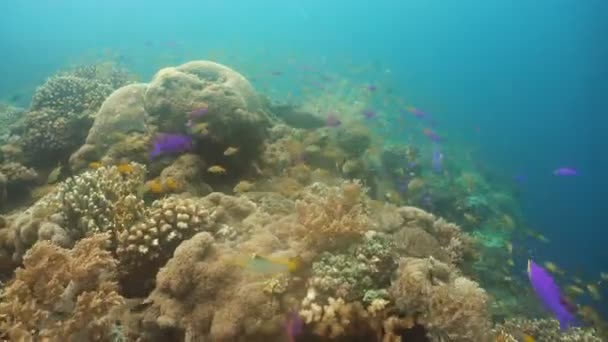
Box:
(150, 133, 193, 159)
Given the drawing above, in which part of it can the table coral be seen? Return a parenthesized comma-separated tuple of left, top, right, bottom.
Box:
(0, 233, 124, 341)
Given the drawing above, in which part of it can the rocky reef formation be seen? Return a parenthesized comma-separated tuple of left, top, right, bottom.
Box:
(0, 60, 604, 342)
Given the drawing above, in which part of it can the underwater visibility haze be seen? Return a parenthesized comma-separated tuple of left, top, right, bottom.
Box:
(0, 0, 606, 341)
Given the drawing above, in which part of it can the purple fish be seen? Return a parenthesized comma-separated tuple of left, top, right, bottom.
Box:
(326, 114, 342, 127)
(407, 107, 426, 118)
(286, 311, 304, 342)
(432, 144, 443, 173)
(527, 260, 575, 330)
(553, 167, 578, 176)
(366, 84, 377, 91)
(362, 109, 377, 119)
(150, 133, 193, 159)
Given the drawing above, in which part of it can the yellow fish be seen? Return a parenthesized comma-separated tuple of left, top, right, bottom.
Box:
(191, 122, 209, 135)
(565, 285, 586, 297)
(117, 162, 134, 175)
(207, 165, 227, 174)
(89, 161, 103, 170)
(522, 334, 535, 342)
(543, 262, 565, 276)
(234, 254, 302, 274)
(586, 284, 601, 300)
(223, 146, 239, 156)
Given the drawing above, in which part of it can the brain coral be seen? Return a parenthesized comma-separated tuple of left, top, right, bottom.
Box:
(69, 83, 151, 170)
(144, 61, 270, 156)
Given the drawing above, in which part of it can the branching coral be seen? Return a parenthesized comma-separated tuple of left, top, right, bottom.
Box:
(295, 181, 370, 252)
(0, 233, 124, 341)
(54, 163, 146, 239)
(116, 196, 217, 276)
(389, 257, 492, 341)
(308, 231, 396, 303)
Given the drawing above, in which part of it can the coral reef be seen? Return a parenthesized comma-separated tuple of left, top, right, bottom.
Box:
(389, 257, 492, 341)
(115, 196, 217, 293)
(392, 206, 476, 265)
(295, 181, 370, 253)
(0, 104, 24, 144)
(308, 232, 396, 303)
(144, 61, 270, 156)
(494, 318, 603, 342)
(20, 63, 133, 164)
(0, 234, 124, 341)
(53, 163, 146, 239)
(141, 232, 286, 341)
(69, 83, 150, 170)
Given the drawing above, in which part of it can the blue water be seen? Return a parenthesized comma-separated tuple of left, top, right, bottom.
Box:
(2, 0, 607, 316)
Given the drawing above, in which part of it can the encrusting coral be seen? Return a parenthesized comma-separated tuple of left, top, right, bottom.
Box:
(0, 233, 124, 341)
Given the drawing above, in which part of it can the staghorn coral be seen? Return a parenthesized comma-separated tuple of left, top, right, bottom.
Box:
(494, 317, 603, 342)
(0, 233, 124, 341)
(389, 257, 492, 341)
(54, 163, 146, 239)
(295, 181, 370, 253)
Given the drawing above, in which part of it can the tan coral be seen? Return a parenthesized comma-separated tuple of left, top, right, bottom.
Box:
(396, 206, 475, 265)
(389, 257, 492, 341)
(295, 181, 370, 253)
(143, 232, 286, 341)
(0, 234, 124, 341)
